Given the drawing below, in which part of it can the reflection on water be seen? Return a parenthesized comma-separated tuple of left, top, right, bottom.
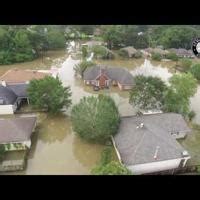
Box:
(72, 136, 105, 169)
(131, 59, 173, 83)
(1, 48, 200, 175)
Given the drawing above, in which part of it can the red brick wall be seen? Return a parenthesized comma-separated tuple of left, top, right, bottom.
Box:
(97, 74, 108, 88)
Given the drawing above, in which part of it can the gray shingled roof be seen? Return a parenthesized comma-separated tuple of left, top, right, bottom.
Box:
(83, 65, 134, 85)
(7, 83, 28, 97)
(113, 113, 191, 166)
(0, 117, 36, 143)
(0, 85, 17, 105)
(83, 65, 101, 80)
(120, 46, 137, 57)
(168, 48, 194, 57)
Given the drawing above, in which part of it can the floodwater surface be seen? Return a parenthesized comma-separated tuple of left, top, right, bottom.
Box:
(1, 46, 200, 174)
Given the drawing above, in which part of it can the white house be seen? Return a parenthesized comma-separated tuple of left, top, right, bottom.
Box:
(0, 84, 28, 115)
(112, 113, 191, 175)
(0, 69, 51, 115)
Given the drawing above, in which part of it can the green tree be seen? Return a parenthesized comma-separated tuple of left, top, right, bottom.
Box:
(163, 73, 197, 116)
(71, 95, 120, 143)
(91, 161, 132, 175)
(73, 60, 95, 78)
(129, 76, 167, 111)
(90, 45, 115, 59)
(27, 76, 72, 114)
(190, 63, 200, 80)
(158, 26, 199, 49)
(81, 45, 88, 59)
(46, 29, 66, 49)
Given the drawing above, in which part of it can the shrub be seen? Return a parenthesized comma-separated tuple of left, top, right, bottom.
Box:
(134, 50, 143, 58)
(71, 95, 120, 143)
(100, 147, 113, 165)
(190, 64, 200, 80)
(0, 144, 5, 162)
(166, 52, 178, 61)
(91, 161, 132, 175)
(179, 58, 193, 72)
(151, 52, 162, 61)
(188, 110, 196, 121)
(118, 49, 129, 58)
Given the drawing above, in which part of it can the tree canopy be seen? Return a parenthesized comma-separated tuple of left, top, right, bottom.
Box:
(129, 75, 167, 111)
(0, 25, 67, 64)
(27, 76, 72, 114)
(129, 73, 197, 117)
(163, 73, 198, 116)
(73, 60, 95, 78)
(71, 95, 120, 143)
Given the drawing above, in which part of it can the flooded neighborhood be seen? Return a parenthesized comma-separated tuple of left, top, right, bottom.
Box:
(1, 25, 200, 175)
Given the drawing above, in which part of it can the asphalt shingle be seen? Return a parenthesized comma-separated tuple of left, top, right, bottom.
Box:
(114, 113, 191, 166)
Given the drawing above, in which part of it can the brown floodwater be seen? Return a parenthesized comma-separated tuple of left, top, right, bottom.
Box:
(0, 50, 67, 76)
(1, 47, 200, 174)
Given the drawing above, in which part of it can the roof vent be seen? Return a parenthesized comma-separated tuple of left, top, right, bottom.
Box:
(154, 146, 160, 160)
(182, 151, 189, 157)
(136, 123, 144, 129)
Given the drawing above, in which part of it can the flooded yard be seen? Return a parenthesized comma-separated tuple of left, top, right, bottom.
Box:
(1, 46, 200, 174)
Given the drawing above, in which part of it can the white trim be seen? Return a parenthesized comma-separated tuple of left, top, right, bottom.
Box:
(111, 136, 122, 164)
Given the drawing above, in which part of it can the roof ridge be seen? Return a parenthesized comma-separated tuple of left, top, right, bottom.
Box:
(132, 128, 147, 161)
